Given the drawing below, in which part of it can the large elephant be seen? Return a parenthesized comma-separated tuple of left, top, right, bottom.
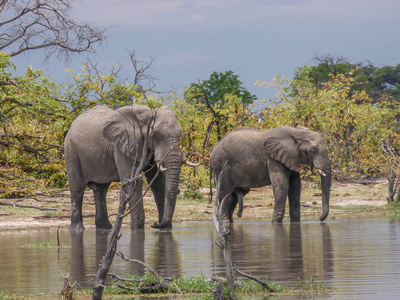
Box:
(210, 126, 331, 223)
(65, 104, 191, 230)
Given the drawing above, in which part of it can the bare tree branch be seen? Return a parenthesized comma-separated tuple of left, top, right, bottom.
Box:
(233, 265, 276, 292)
(0, 200, 59, 211)
(128, 50, 157, 92)
(0, 0, 107, 60)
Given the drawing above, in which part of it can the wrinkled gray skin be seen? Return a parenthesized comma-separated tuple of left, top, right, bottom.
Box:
(65, 105, 183, 230)
(210, 126, 331, 223)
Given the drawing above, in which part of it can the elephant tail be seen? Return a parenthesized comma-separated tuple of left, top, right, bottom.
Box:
(208, 165, 213, 204)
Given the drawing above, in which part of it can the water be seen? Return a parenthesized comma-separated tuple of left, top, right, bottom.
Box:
(0, 217, 400, 299)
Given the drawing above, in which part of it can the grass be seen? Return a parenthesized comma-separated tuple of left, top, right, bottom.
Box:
(46, 272, 328, 299)
(99, 272, 298, 299)
(297, 274, 331, 295)
(386, 201, 400, 214)
(23, 241, 62, 248)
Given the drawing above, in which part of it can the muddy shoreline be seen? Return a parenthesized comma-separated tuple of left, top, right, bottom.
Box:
(0, 179, 391, 231)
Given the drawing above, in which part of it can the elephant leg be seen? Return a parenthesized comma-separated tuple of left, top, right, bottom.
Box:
(227, 194, 237, 223)
(234, 189, 244, 218)
(219, 188, 235, 223)
(69, 186, 86, 231)
(288, 172, 301, 222)
(128, 178, 145, 229)
(215, 175, 236, 223)
(88, 182, 113, 230)
(268, 158, 290, 223)
(144, 163, 165, 225)
(234, 188, 249, 218)
(114, 150, 145, 229)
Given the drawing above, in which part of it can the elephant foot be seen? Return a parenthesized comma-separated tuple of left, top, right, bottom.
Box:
(271, 218, 283, 224)
(131, 223, 145, 230)
(95, 221, 113, 230)
(151, 221, 172, 229)
(69, 222, 85, 231)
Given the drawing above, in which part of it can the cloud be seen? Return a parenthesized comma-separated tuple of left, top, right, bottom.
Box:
(75, 0, 400, 33)
(191, 14, 205, 22)
(178, 0, 196, 9)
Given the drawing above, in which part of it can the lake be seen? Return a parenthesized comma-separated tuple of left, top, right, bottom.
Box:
(0, 217, 399, 299)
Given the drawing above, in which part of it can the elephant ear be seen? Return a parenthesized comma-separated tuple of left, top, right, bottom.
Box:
(263, 126, 302, 172)
(102, 105, 153, 160)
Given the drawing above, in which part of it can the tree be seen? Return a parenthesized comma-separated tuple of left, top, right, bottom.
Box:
(0, 52, 69, 192)
(370, 64, 400, 105)
(293, 54, 400, 106)
(0, 0, 107, 59)
(257, 72, 399, 179)
(0, 51, 152, 196)
(185, 70, 257, 107)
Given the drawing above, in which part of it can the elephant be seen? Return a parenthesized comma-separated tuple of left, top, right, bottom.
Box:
(209, 126, 331, 223)
(65, 104, 194, 230)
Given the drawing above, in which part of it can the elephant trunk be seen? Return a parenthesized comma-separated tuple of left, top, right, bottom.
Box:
(317, 159, 331, 221)
(153, 149, 182, 229)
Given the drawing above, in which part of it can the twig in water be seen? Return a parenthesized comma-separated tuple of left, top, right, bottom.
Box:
(233, 265, 276, 292)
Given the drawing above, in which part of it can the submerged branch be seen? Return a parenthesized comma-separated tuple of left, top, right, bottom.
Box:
(233, 265, 276, 293)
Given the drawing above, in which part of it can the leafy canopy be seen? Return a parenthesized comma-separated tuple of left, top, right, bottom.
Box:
(292, 55, 400, 106)
(256, 70, 399, 179)
(185, 70, 257, 107)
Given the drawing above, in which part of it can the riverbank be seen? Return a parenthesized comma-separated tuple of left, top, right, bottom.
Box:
(0, 179, 392, 231)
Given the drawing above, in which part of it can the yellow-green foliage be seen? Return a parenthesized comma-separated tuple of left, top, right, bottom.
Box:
(0, 53, 145, 196)
(1, 52, 399, 197)
(256, 71, 400, 179)
(0, 53, 69, 193)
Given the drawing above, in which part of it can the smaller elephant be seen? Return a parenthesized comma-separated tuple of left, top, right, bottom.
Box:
(210, 126, 331, 223)
(65, 104, 195, 231)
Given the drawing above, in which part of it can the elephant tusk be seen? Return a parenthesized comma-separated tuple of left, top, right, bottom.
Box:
(157, 162, 168, 172)
(318, 169, 326, 177)
(184, 159, 201, 167)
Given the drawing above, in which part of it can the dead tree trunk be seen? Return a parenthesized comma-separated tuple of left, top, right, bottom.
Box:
(92, 180, 134, 299)
(92, 108, 156, 300)
(213, 178, 235, 299)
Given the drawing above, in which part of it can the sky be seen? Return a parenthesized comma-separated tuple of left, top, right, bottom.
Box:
(12, 0, 400, 110)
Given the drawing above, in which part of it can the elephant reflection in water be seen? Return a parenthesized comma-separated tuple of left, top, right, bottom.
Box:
(273, 223, 334, 283)
(150, 232, 181, 278)
(129, 230, 146, 276)
(69, 232, 86, 287)
(219, 224, 303, 279)
(321, 223, 333, 280)
(272, 224, 304, 281)
(128, 231, 181, 278)
(69, 231, 110, 289)
(224, 223, 333, 284)
(69, 230, 181, 286)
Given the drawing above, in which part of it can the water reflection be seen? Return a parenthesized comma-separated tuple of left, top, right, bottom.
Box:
(275, 224, 303, 280)
(0, 218, 399, 299)
(129, 230, 145, 275)
(150, 231, 181, 278)
(69, 231, 85, 286)
(227, 222, 334, 285)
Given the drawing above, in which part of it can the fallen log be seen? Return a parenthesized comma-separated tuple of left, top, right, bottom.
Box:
(0, 201, 58, 211)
